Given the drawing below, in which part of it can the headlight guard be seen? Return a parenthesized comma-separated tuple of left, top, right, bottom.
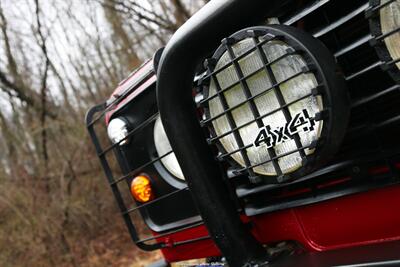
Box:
(198, 25, 350, 184)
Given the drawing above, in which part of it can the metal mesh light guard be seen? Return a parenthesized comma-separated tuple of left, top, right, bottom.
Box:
(199, 25, 350, 184)
(369, 0, 400, 82)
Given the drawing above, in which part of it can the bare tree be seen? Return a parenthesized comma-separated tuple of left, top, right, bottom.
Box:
(0, 0, 204, 266)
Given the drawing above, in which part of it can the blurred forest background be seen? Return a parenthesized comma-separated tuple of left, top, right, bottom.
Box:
(0, 0, 206, 266)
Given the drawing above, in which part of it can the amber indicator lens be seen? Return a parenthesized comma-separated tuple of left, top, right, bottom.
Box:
(130, 175, 154, 203)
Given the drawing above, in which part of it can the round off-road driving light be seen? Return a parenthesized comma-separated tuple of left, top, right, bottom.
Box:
(198, 25, 349, 184)
(153, 116, 185, 180)
(107, 117, 130, 145)
(368, 0, 400, 82)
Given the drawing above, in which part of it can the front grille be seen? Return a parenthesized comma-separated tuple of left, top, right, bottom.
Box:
(196, 0, 400, 216)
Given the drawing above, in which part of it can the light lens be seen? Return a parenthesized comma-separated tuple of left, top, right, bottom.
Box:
(380, 0, 400, 70)
(153, 116, 185, 180)
(208, 38, 323, 176)
(130, 175, 154, 203)
(107, 118, 129, 145)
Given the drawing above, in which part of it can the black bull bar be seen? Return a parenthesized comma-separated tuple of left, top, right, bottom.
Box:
(156, 0, 289, 266)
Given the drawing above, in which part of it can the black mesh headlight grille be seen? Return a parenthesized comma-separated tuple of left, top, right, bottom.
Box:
(198, 25, 350, 184)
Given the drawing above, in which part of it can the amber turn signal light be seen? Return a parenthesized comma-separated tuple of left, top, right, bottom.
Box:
(130, 175, 154, 203)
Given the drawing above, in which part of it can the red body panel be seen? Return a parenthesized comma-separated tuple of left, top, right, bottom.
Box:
(105, 60, 156, 124)
(158, 185, 400, 262)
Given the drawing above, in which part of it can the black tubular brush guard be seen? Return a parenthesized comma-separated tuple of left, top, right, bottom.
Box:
(156, 0, 290, 265)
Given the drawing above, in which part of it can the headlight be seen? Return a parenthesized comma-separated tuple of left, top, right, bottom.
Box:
(208, 39, 322, 176)
(154, 116, 185, 180)
(199, 25, 349, 183)
(369, 0, 400, 81)
(107, 118, 129, 145)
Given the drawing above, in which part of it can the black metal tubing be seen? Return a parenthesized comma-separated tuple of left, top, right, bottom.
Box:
(86, 103, 158, 251)
(156, 1, 291, 266)
(86, 101, 206, 251)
